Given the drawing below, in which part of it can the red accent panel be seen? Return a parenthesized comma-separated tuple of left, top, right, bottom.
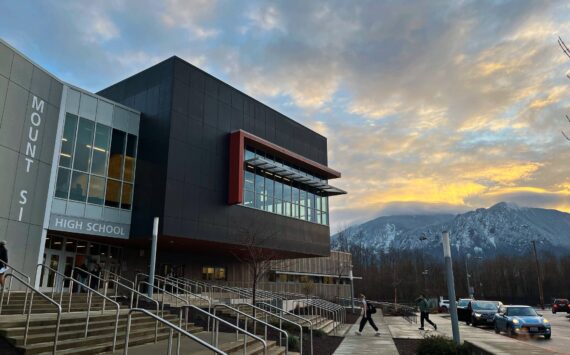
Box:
(228, 131, 245, 204)
(240, 130, 341, 179)
(228, 129, 342, 205)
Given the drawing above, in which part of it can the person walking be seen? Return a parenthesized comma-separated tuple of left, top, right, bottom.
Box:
(0, 241, 7, 289)
(416, 294, 437, 331)
(355, 294, 380, 336)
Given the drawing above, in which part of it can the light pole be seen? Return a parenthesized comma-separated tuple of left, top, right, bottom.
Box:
(465, 253, 472, 299)
(531, 240, 545, 310)
(349, 267, 355, 314)
(442, 230, 460, 345)
(148, 217, 159, 299)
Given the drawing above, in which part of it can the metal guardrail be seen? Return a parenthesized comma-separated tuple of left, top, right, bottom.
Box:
(36, 264, 121, 352)
(0, 259, 31, 306)
(213, 304, 287, 355)
(0, 274, 62, 354)
(185, 304, 267, 355)
(257, 301, 313, 355)
(105, 278, 160, 342)
(236, 303, 301, 354)
(124, 308, 227, 355)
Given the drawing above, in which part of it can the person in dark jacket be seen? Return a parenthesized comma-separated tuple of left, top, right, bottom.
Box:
(0, 240, 8, 288)
(416, 294, 437, 330)
(355, 294, 380, 336)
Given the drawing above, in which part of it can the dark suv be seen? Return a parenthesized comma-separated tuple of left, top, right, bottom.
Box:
(552, 299, 570, 314)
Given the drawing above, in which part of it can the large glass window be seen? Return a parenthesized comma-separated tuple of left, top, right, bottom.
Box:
(73, 118, 95, 172)
(105, 179, 121, 208)
(124, 134, 137, 182)
(108, 129, 126, 180)
(55, 168, 71, 199)
(121, 183, 133, 209)
(87, 175, 105, 205)
(60, 114, 78, 168)
(240, 151, 329, 225)
(55, 113, 137, 210)
(69, 171, 88, 202)
(91, 124, 110, 176)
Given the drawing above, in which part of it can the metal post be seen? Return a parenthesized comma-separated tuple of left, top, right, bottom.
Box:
(465, 254, 472, 299)
(531, 240, 545, 310)
(442, 230, 460, 345)
(349, 269, 355, 314)
(148, 217, 159, 299)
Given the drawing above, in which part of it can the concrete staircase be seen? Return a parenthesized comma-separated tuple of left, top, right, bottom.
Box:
(217, 307, 342, 335)
(0, 292, 294, 354)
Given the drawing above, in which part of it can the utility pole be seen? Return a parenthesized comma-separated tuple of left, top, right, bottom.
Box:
(349, 268, 355, 314)
(465, 253, 472, 299)
(442, 230, 460, 345)
(148, 217, 159, 299)
(531, 240, 545, 310)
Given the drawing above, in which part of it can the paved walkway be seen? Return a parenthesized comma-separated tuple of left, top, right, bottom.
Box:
(333, 312, 398, 355)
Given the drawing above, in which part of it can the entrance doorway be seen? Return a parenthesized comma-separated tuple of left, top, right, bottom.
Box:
(39, 237, 75, 291)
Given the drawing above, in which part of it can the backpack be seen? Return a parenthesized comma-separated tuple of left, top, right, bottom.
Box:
(367, 303, 377, 314)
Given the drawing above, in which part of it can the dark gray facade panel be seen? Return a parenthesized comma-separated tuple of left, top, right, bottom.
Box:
(99, 57, 331, 255)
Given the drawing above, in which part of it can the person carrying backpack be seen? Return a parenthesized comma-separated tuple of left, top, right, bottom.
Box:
(355, 294, 380, 336)
(416, 294, 437, 331)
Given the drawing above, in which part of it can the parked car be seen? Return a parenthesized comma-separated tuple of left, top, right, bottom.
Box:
(457, 298, 474, 322)
(494, 305, 551, 339)
(439, 298, 450, 313)
(466, 300, 502, 326)
(552, 299, 570, 314)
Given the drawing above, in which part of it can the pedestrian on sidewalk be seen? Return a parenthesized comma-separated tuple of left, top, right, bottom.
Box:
(0, 240, 8, 289)
(355, 294, 381, 336)
(416, 294, 437, 331)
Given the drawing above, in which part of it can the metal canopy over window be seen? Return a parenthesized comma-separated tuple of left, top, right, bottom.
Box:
(246, 156, 346, 196)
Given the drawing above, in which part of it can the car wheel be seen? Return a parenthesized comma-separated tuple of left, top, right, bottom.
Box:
(471, 317, 476, 326)
(545, 334, 551, 340)
(507, 326, 514, 337)
(552, 310, 556, 314)
(442, 306, 448, 313)
(494, 323, 500, 334)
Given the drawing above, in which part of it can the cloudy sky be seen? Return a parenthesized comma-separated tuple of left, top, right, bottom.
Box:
(2, 0, 570, 231)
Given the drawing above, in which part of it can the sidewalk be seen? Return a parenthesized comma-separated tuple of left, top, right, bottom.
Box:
(385, 314, 560, 354)
(333, 312, 398, 355)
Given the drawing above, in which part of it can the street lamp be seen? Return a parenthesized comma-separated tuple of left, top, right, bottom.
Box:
(442, 230, 460, 345)
(522, 224, 545, 310)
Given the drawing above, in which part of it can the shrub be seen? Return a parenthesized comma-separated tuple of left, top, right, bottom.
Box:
(288, 335, 300, 352)
(312, 329, 327, 338)
(417, 335, 471, 355)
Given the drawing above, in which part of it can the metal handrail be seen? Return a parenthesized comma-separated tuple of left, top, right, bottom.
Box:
(237, 303, 300, 354)
(1, 258, 31, 307)
(0, 274, 62, 354)
(105, 270, 135, 289)
(294, 299, 339, 335)
(257, 301, 313, 355)
(36, 264, 121, 352)
(185, 304, 267, 355)
(124, 308, 227, 355)
(71, 266, 106, 291)
(213, 304, 288, 355)
(138, 281, 189, 319)
(105, 279, 160, 342)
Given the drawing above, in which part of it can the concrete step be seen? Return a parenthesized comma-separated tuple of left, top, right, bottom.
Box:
(20, 320, 196, 354)
(0, 310, 156, 328)
(0, 313, 180, 337)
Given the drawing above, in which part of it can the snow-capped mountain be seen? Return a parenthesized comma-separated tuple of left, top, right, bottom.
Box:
(332, 202, 570, 257)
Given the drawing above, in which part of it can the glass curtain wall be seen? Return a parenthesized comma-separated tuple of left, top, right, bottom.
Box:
(242, 147, 329, 225)
(55, 105, 137, 210)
